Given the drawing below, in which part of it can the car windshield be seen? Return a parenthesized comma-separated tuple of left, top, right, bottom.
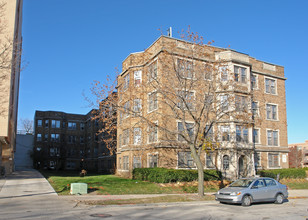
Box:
(229, 179, 254, 188)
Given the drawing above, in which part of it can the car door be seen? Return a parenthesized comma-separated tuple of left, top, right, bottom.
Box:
(264, 178, 278, 200)
(250, 179, 267, 201)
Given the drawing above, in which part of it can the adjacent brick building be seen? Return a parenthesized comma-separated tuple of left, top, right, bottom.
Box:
(0, 0, 23, 175)
(116, 36, 288, 179)
(288, 140, 308, 168)
(34, 110, 116, 173)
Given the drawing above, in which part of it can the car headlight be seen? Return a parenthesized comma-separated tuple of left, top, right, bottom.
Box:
(230, 192, 241, 196)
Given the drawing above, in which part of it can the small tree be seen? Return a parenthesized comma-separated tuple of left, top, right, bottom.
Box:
(89, 28, 259, 197)
(19, 118, 34, 134)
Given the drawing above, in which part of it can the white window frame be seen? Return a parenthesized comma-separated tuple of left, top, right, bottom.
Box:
(205, 152, 215, 169)
(177, 151, 196, 169)
(219, 66, 228, 82)
(133, 127, 142, 145)
(133, 99, 142, 114)
(234, 65, 247, 84)
(267, 152, 280, 168)
(251, 74, 258, 90)
(148, 91, 158, 113)
(220, 125, 230, 142)
(134, 70, 142, 87)
(177, 121, 195, 142)
(266, 129, 279, 146)
(148, 121, 158, 143)
(147, 60, 157, 82)
(123, 129, 130, 146)
(133, 156, 142, 169)
(123, 73, 130, 91)
(252, 101, 259, 117)
(266, 103, 278, 121)
(253, 128, 261, 144)
(177, 58, 194, 79)
(147, 153, 158, 168)
(264, 77, 277, 95)
(176, 90, 195, 110)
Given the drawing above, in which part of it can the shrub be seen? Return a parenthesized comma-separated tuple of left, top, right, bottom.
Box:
(132, 168, 221, 183)
(257, 168, 306, 179)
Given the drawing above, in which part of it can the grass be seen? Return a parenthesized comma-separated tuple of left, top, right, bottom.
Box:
(83, 195, 215, 206)
(40, 170, 222, 195)
(280, 178, 308, 189)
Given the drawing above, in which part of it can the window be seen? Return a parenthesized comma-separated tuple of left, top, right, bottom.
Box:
(204, 64, 212, 80)
(134, 70, 142, 87)
(37, 133, 42, 141)
(133, 156, 141, 168)
(44, 134, 48, 141)
(206, 153, 215, 168)
(148, 92, 158, 112)
(123, 101, 130, 118)
(221, 126, 230, 141)
(252, 101, 259, 117)
(220, 95, 228, 111)
(236, 126, 249, 143)
(253, 179, 265, 188)
(148, 123, 158, 143)
(148, 154, 158, 168)
(254, 152, 261, 168)
(118, 157, 122, 169)
(45, 120, 49, 128)
(265, 78, 276, 94)
(178, 152, 195, 168)
(51, 120, 60, 128)
(264, 178, 277, 186)
(266, 104, 278, 120)
(133, 127, 142, 145)
(178, 59, 193, 79)
(68, 122, 77, 130)
(123, 156, 129, 170)
(253, 129, 260, 144)
(123, 73, 130, 91)
(234, 66, 247, 83)
(80, 123, 85, 130)
(118, 134, 122, 148)
(251, 74, 258, 89)
(37, 120, 42, 127)
(50, 147, 59, 157)
(223, 155, 229, 170)
(178, 122, 194, 141)
(204, 94, 213, 108)
(177, 90, 195, 110)
(68, 135, 76, 144)
(219, 66, 228, 81)
(80, 136, 84, 144)
(268, 153, 279, 167)
(123, 129, 129, 145)
(148, 61, 157, 82)
(205, 125, 214, 141)
(51, 134, 60, 142)
(133, 99, 142, 114)
(235, 95, 248, 112)
(267, 130, 278, 146)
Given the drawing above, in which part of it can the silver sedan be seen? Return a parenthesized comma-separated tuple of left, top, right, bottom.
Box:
(215, 177, 288, 206)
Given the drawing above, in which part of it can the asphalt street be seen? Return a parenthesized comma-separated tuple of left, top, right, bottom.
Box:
(0, 169, 307, 220)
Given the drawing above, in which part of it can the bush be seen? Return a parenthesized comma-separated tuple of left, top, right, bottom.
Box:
(132, 168, 221, 183)
(257, 168, 307, 179)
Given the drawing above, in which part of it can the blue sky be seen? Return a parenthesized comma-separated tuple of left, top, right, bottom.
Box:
(19, 0, 308, 144)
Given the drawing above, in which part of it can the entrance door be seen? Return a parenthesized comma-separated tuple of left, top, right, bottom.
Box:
(238, 155, 247, 178)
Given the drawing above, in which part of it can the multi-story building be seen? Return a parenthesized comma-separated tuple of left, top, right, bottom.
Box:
(34, 110, 116, 173)
(0, 0, 23, 175)
(288, 140, 308, 168)
(116, 36, 288, 179)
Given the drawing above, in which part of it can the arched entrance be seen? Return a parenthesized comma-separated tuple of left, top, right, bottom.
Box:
(238, 155, 248, 178)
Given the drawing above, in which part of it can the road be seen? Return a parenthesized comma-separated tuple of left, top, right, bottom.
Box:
(0, 169, 308, 219)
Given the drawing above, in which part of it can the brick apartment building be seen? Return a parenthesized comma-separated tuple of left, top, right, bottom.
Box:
(0, 0, 23, 175)
(288, 140, 308, 168)
(34, 110, 116, 173)
(116, 36, 288, 179)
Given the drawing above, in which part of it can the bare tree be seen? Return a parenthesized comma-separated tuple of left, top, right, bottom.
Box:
(89, 28, 261, 197)
(19, 118, 34, 134)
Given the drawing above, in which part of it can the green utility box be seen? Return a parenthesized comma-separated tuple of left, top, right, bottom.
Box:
(70, 183, 88, 195)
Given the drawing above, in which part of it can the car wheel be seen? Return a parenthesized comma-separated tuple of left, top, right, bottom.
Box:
(242, 195, 252, 206)
(275, 193, 284, 204)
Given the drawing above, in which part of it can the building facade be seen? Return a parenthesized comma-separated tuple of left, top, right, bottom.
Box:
(288, 140, 308, 168)
(34, 110, 116, 173)
(0, 0, 23, 175)
(116, 36, 288, 179)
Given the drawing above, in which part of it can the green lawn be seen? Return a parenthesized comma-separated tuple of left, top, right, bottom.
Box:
(40, 170, 219, 195)
(280, 179, 308, 189)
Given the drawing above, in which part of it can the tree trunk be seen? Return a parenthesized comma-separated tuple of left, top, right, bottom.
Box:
(190, 144, 204, 197)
